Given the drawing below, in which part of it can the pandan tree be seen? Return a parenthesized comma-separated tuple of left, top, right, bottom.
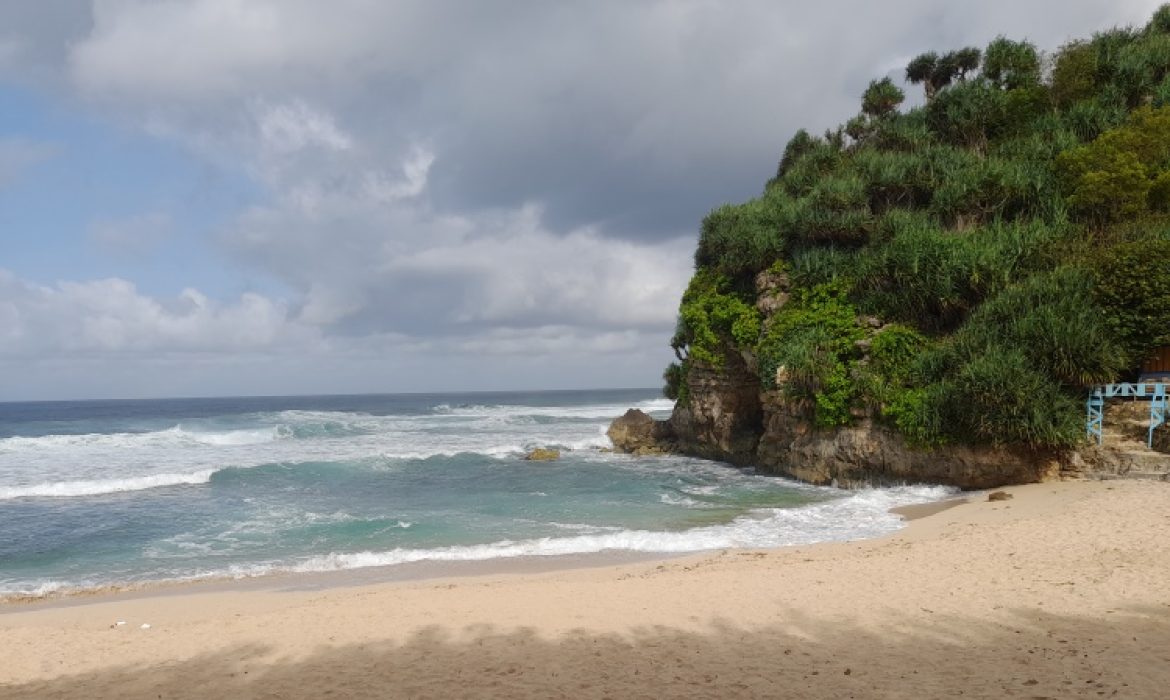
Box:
(982, 37, 1042, 90)
(906, 47, 981, 101)
(862, 77, 906, 118)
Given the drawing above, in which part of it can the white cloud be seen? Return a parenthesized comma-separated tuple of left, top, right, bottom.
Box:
(254, 99, 352, 154)
(0, 270, 317, 357)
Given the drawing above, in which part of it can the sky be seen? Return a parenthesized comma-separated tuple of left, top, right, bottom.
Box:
(0, 0, 1164, 400)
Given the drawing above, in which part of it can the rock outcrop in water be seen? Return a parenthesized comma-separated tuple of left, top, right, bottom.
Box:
(525, 448, 561, 461)
(607, 409, 674, 456)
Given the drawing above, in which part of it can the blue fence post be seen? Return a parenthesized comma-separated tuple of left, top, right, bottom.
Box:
(1149, 384, 1167, 449)
(1087, 387, 1104, 446)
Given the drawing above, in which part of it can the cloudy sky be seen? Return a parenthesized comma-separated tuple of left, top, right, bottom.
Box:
(0, 1, 1162, 400)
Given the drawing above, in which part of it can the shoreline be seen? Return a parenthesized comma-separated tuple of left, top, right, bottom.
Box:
(5, 479, 1168, 698)
(2, 490, 958, 610)
(0, 549, 690, 611)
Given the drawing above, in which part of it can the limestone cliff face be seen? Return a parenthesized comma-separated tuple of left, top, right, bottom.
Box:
(754, 391, 1061, 488)
(611, 268, 1170, 489)
(657, 361, 1060, 490)
(668, 352, 762, 465)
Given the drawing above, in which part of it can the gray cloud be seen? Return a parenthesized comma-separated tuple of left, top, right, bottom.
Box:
(0, 1, 1165, 397)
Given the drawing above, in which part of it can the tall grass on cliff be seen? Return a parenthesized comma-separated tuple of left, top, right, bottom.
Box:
(667, 5, 1170, 449)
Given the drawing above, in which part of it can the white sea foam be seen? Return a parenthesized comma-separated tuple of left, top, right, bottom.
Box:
(273, 483, 952, 575)
(430, 397, 674, 421)
(0, 397, 662, 501)
(0, 470, 218, 499)
(0, 481, 953, 596)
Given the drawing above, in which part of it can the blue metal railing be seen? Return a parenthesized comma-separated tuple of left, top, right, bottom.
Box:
(1086, 383, 1169, 448)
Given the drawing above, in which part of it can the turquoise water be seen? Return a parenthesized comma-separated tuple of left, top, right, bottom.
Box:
(0, 389, 950, 597)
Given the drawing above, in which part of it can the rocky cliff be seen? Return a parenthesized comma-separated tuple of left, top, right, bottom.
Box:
(610, 369, 1170, 489)
(608, 274, 1170, 490)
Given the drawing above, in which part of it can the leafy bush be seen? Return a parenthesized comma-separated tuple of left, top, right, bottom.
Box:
(757, 284, 863, 427)
(955, 267, 1127, 386)
(855, 219, 1062, 329)
(1051, 41, 1100, 107)
(789, 246, 858, 289)
(673, 271, 761, 367)
(1058, 106, 1170, 222)
(945, 347, 1084, 447)
(774, 129, 820, 180)
(983, 37, 1042, 90)
(663, 361, 688, 403)
(694, 196, 786, 279)
(1091, 238, 1170, 359)
(1115, 33, 1170, 105)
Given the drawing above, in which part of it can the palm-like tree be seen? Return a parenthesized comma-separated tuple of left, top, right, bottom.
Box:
(906, 48, 982, 101)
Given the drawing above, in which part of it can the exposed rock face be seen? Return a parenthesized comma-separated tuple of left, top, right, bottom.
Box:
(608, 265, 1170, 489)
(754, 392, 1061, 488)
(1153, 424, 1170, 455)
(669, 353, 762, 465)
(607, 409, 674, 455)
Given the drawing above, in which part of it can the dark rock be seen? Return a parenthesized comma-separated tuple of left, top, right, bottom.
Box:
(607, 409, 674, 454)
(669, 354, 762, 465)
(988, 491, 1013, 501)
(524, 448, 560, 461)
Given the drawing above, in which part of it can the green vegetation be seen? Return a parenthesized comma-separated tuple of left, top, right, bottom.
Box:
(667, 6, 1170, 449)
(757, 283, 864, 427)
(670, 270, 760, 368)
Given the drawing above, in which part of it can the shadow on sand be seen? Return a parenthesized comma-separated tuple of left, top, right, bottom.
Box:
(3, 605, 1168, 699)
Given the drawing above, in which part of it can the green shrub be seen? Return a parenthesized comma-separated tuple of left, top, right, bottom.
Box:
(694, 196, 786, 279)
(789, 246, 858, 289)
(1051, 41, 1100, 107)
(946, 347, 1084, 447)
(1058, 106, 1170, 222)
(1091, 238, 1170, 359)
(883, 384, 948, 447)
(1062, 96, 1128, 143)
(983, 37, 1042, 90)
(1091, 27, 1141, 85)
(663, 361, 688, 403)
(779, 140, 844, 197)
(674, 271, 761, 367)
(774, 129, 820, 180)
(926, 80, 1007, 149)
(930, 155, 1053, 224)
(868, 109, 933, 152)
(869, 324, 931, 383)
(1115, 33, 1170, 105)
(855, 219, 1061, 329)
(757, 284, 863, 427)
(956, 267, 1127, 386)
(854, 148, 932, 212)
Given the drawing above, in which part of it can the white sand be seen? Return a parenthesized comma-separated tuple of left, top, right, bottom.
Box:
(2, 479, 1169, 699)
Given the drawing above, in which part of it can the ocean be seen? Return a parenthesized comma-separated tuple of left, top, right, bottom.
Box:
(0, 389, 951, 598)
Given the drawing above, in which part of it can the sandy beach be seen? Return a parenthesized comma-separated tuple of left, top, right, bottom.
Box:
(2, 479, 1169, 699)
